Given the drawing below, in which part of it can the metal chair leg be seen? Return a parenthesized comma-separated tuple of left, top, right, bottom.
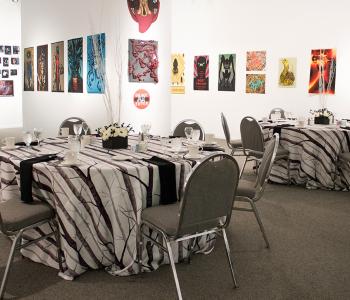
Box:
(186, 238, 197, 264)
(166, 241, 183, 300)
(222, 229, 238, 288)
(0, 231, 22, 300)
(239, 156, 248, 178)
(249, 200, 270, 248)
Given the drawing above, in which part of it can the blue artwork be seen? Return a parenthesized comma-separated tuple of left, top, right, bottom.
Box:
(87, 33, 105, 94)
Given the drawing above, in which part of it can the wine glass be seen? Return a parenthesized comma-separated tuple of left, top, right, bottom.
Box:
(73, 123, 83, 137)
(23, 131, 32, 148)
(33, 128, 43, 146)
(141, 123, 151, 135)
(184, 127, 193, 140)
(192, 129, 200, 142)
(82, 122, 89, 135)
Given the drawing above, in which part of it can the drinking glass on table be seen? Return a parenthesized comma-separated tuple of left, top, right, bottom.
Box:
(192, 129, 200, 142)
(82, 122, 89, 135)
(68, 136, 81, 154)
(73, 123, 83, 137)
(23, 131, 32, 148)
(141, 123, 152, 135)
(33, 128, 43, 146)
(184, 127, 193, 140)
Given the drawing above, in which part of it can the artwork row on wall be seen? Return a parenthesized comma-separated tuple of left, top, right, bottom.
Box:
(170, 49, 336, 95)
(23, 33, 106, 94)
(0, 45, 20, 97)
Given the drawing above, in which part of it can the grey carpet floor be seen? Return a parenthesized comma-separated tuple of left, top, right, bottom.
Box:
(1, 167, 350, 299)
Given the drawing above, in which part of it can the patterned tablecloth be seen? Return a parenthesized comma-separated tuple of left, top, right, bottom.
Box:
(262, 124, 350, 190)
(0, 136, 215, 279)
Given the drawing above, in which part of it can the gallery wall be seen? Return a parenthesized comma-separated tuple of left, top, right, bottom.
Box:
(0, 0, 22, 129)
(170, 0, 350, 139)
(21, 0, 171, 137)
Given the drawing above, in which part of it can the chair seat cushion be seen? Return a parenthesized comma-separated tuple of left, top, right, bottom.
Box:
(0, 199, 54, 233)
(248, 146, 288, 159)
(339, 152, 350, 162)
(141, 203, 180, 237)
(236, 179, 256, 199)
(230, 139, 242, 148)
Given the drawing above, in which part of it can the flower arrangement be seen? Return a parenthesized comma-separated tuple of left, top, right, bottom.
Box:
(97, 123, 134, 141)
(310, 108, 333, 125)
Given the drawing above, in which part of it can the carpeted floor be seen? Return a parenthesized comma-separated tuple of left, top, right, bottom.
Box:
(1, 162, 350, 299)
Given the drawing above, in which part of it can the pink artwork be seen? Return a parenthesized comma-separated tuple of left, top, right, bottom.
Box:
(127, 0, 160, 33)
(246, 51, 266, 71)
(128, 39, 159, 83)
(0, 80, 14, 96)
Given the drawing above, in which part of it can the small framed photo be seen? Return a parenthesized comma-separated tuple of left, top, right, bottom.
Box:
(2, 69, 9, 78)
(11, 57, 19, 65)
(0, 46, 4, 53)
(3, 58, 9, 67)
(10, 69, 17, 76)
(0, 57, 1, 64)
(4, 46, 11, 55)
(13, 46, 20, 54)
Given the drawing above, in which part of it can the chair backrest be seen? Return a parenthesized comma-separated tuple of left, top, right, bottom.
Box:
(221, 113, 232, 149)
(255, 134, 279, 199)
(240, 116, 264, 155)
(176, 154, 240, 237)
(173, 119, 205, 140)
(269, 108, 286, 119)
(58, 117, 90, 135)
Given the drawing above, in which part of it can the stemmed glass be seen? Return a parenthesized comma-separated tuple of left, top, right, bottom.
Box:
(184, 127, 193, 140)
(141, 123, 152, 135)
(82, 122, 89, 135)
(73, 123, 83, 137)
(33, 128, 43, 146)
(23, 131, 32, 148)
(192, 129, 200, 142)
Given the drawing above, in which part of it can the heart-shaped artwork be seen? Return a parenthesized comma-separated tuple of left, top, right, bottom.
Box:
(127, 0, 160, 33)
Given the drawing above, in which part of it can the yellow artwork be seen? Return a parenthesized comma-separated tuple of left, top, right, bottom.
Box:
(171, 53, 185, 94)
(278, 57, 296, 88)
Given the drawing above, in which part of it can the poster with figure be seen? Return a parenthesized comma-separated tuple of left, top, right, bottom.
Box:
(128, 39, 158, 83)
(24, 47, 34, 91)
(0, 80, 14, 96)
(171, 53, 185, 94)
(51, 41, 64, 92)
(37, 44, 48, 91)
(87, 33, 105, 93)
(246, 51, 266, 71)
(218, 54, 236, 91)
(308, 49, 336, 94)
(193, 55, 209, 90)
(279, 57, 296, 88)
(68, 37, 83, 93)
(127, 0, 160, 33)
(246, 74, 265, 94)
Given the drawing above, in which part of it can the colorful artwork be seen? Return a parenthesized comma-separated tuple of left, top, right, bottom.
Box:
(279, 57, 296, 88)
(128, 39, 158, 83)
(171, 53, 185, 94)
(68, 37, 83, 93)
(0, 80, 14, 96)
(51, 41, 64, 92)
(308, 49, 336, 94)
(133, 89, 150, 109)
(127, 0, 160, 33)
(37, 45, 48, 91)
(24, 47, 34, 91)
(246, 51, 266, 71)
(194, 55, 209, 90)
(87, 33, 105, 93)
(246, 74, 266, 94)
(218, 54, 236, 91)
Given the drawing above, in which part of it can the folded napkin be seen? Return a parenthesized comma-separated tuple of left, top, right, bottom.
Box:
(273, 124, 294, 135)
(20, 154, 57, 203)
(143, 156, 177, 205)
(202, 144, 225, 152)
(15, 141, 39, 146)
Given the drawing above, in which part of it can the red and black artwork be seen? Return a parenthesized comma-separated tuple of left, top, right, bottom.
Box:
(194, 55, 209, 91)
(128, 39, 158, 83)
(127, 0, 160, 33)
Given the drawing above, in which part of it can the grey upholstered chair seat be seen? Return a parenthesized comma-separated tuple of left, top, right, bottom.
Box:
(0, 199, 54, 233)
(141, 203, 180, 237)
(236, 180, 256, 199)
(248, 146, 288, 159)
(339, 152, 350, 162)
(230, 139, 243, 148)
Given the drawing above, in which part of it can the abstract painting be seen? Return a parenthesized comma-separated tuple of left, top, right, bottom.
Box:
(68, 37, 83, 93)
(171, 53, 185, 94)
(37, 45, 48, 91)
(51, 41, 64, 92)
(279, 57, 296, 88)
(246, 51, 266, 71)
(24, 47, 34, 91)
(246, 74, 266, 94)
(133, 89, 150, 109)
(127, 0, 160, 33)
(128, 39, 158, 83)
(218, 54, 236, 91)
(87, 33, 105, 93)
(0, 80, 14, 96)
(308, 49, 336, 94)
(194, 55, 209, 90)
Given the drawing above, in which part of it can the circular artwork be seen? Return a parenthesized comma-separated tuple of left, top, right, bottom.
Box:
(133, 89, 150, 109)
(127, 0, 160, 33)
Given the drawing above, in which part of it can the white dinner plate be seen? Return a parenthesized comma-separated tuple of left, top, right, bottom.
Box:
(169, 147, 188, 153)
(184, 153, 204, 159)
(1, 146, 19, 150)
(112, 154, 133, 161)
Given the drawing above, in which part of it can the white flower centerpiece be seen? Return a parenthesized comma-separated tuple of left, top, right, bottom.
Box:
(310, 108, 333, 125)
(97, 123, 134, 149)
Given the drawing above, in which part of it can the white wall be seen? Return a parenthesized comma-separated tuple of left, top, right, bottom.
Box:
(0, 0, 22, 129)
(21, 0, 171, 137)
(170, 0, 350, 139)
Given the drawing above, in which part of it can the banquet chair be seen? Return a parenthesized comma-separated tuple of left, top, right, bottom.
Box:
(138, 153, 240, 300)
(269, 108, 286, 119)
(172, 119, 205, 140)
(240, 116, 290, 181)
(58, 117, 90, 136)
(233, 133, 279, 248)
(0, 198, 62, 299)
(220, 112, 244, 156)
